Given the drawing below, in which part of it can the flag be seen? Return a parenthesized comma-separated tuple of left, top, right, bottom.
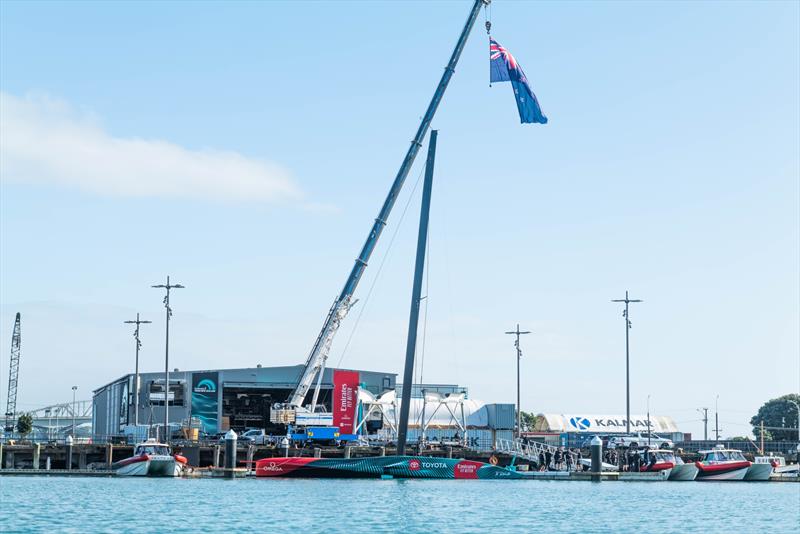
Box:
(490, 38, 547, 124)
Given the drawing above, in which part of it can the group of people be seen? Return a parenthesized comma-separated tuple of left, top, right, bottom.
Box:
(537, 446, 582, 471)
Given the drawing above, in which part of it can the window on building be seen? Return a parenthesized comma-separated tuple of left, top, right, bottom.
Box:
(148, 381, 185, 407)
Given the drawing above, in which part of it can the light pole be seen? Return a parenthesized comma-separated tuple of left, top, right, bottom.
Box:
(697, 407, 709, 441)
(505, 324, 531, 439)
(714, 395, 721, 442)
(611, 291, 643, 434)
(151, 276, 184, 443)
(647, 394, 651, 447)
(124, 314, 152, 426)
(71, 386, 77, 438)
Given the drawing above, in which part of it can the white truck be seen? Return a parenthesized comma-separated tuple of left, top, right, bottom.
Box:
(608, 432, 673, 449)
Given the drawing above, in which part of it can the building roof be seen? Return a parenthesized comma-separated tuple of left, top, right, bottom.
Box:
(535, 413, 680, 434)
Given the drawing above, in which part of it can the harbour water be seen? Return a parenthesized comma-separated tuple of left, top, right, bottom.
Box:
(1, 477, 798, 533)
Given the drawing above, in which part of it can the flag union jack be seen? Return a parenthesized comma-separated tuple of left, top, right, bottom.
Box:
(490, 39, 519, 71)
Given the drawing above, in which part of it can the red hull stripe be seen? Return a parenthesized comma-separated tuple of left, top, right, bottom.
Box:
(695, 461, 751, 473)
(642, 462, 674, 472)
(113, 454, 149, 468)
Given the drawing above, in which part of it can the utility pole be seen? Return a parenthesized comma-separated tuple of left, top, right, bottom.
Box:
(124, 314, 152, 426)
(505, 324, 531, 439)
(697, 407, 709, 441)
(714, 394, 721, 442)
(152, 276, 184, 443)
(612, 291, 642, 434)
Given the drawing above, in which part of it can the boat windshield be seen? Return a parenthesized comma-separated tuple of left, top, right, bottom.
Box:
(136, 445, 171, 456)
(704, 450, 745, 462)
(656, 452, 675, 462)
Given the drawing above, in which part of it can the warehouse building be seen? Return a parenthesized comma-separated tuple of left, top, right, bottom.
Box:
(525, 413, 684, 446)
(92, 365, 396, 439)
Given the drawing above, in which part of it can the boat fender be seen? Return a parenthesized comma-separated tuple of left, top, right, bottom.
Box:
(174, 454, 188, 464)
(489, 455, 499, 466)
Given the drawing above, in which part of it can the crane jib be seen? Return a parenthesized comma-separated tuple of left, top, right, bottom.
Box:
(286, 0, 489, 408)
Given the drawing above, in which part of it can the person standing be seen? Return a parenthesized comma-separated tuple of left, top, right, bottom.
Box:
(538, 451, 546, 472)
(545, 449, 553, 471)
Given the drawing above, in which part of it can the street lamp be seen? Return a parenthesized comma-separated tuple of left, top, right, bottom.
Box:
(124, 314, 151, 426)
(152, 276, 184, 443)
(71, 386, 78, 438)
(505, 324, 531, 439)
(715, 395, 721, 442)
(611, 291, 642, 434)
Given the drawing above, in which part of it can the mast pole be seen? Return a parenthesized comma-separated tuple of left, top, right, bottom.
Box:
(397, 130, 438, 456)
(287, 0, 489, 409)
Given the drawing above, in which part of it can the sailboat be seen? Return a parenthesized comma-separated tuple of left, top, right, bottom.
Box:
(256, 1, 526, 480)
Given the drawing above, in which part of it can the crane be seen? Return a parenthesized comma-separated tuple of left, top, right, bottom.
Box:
(4, 313, 21, 433)
(271, 0, 490, 437)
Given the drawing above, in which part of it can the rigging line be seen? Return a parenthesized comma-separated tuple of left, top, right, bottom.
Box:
(334, 162, 428, 369)
(418, 225, 431, 386)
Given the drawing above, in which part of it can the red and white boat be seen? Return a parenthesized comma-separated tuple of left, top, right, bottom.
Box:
(695, 446, 751, 481)
(112, 439, 187, 477)
(639, 449, 676, 476)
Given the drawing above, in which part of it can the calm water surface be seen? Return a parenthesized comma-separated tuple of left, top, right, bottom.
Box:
(1, 477, 798, 533)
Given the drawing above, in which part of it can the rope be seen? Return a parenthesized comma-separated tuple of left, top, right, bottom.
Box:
(334, 163, 427, 368)
(418, 227, 430, 385)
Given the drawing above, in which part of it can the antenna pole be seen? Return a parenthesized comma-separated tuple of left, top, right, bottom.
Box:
(612, 291, 643, 434)
(124, 313, 152, 427)
(151, 276, 184, 443)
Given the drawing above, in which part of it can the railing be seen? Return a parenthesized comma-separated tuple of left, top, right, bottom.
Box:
(495, 438, 580, 469)
(675, 440, 800, 455)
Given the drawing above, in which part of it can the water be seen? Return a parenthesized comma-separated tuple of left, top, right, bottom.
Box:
(1, 477, 798, 533)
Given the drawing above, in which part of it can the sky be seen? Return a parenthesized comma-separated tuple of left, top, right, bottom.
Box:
(0, 0, 798, 440)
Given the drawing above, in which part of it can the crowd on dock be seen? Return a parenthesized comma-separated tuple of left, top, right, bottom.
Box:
(536, 447, 581, 471)
(534, 446, 669, 472)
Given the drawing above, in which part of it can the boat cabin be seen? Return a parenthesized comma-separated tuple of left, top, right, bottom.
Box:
(699, 447, 747, 463)
(134, 439, 171, 457)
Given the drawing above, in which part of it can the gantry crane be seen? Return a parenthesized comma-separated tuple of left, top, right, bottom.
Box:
(4, 313, 21, 433)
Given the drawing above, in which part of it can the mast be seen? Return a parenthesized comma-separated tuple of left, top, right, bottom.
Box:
(397, 130, 437, 455)
(286, 0, 489, 409)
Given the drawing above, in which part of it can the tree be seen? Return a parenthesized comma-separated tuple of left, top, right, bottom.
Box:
(16, 413, 33, 437)
(750, 394, 800, 442)
(520, 411, 540, 432)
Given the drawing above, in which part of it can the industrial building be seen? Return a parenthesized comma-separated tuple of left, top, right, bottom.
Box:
(92, 365, 396, 438)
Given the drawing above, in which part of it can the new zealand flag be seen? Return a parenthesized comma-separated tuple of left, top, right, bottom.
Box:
(490, 38, 547, 124)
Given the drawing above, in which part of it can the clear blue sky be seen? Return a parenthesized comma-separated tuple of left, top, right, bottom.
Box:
(1, 1, 798, 439)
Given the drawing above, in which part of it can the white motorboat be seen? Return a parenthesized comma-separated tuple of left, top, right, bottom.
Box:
(752, 455, 798, 477)
(112, 439, 187, 477)
(695, 446, 751, 481)
(668, 454, 699, 481)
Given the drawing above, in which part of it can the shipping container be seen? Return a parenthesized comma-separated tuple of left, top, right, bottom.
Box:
(485, 403, 515, 430)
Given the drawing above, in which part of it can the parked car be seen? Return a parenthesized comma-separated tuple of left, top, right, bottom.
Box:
(608, 433, 673, 449)
(216, 428, 267, 445)
(239, 429, 268, 445)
